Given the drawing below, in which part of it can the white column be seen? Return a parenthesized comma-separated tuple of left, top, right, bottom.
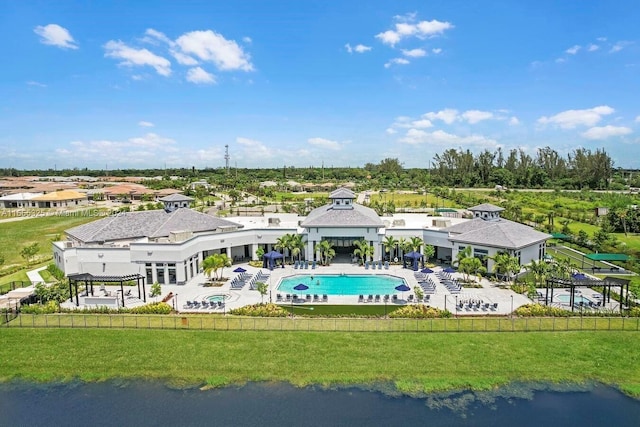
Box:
(250, 243, 258, 261)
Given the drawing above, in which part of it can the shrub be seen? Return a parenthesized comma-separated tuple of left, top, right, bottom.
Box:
(229, 303, 288, 317)
(46, 263, 65, 281)
(388, 305, 452, 319)
(129, 302, 172, 314)
(20, 301, 60, 314)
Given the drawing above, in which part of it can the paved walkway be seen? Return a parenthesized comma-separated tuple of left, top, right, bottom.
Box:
(26, 266, 47, 286)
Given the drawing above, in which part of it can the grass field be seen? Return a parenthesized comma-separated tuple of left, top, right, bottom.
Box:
(280, 304, 403, 317)
(0, 213, 99, 267)
(0, 329, 638, 396)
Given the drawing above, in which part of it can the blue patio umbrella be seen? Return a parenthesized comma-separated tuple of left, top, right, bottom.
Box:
(293, 283, 309, 299)
(395, 283, 411, 300)
(420, 268, 434, 274)
(443, 266, 456, 273)
(233, 267, 247, 273)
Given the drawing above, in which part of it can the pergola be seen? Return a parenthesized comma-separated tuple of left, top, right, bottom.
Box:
(67, 273, 146, 307)
(543, 276, 631, 313)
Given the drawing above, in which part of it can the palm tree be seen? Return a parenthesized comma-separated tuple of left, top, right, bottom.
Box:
(453, 246, 472, 268)
(202, 253, 231, 281)
(459, 256, 483, 282)
(353, 239, 373, 265)
(423, 244, 435, 263)
(274, 234, 292, 263)
(409, 236, 423, 252)
(289, 234, 304, 263)
(491, 252, 521, 285)
(527, 259, 550, 287)
(397, 237, 409, 259)
(382, 236, 398, 262)
(316, 240, 334, 266)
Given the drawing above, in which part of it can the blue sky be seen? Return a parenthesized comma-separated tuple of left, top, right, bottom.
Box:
(1, 0, 639, 170)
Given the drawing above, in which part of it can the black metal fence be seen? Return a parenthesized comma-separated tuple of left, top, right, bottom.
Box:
(3, 313, 640, 332)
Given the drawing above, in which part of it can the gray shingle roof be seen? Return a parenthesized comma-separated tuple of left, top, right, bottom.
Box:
(158, 193, 193, 202)
(300, 203, 383, 228)
(468, 203, 504, 212)
(445, 217, 549, 249)
(66, 209, 241, 243)
(329, 187, 356, 199)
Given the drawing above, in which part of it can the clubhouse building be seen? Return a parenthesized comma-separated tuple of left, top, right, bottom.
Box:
(53, 188, 549, 285)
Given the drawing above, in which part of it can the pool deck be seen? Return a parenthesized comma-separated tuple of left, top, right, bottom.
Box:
(163, 262, 533, 316)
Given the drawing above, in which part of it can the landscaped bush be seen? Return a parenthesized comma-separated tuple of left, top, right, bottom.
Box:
(515, 304, 573, 317)
(129, 302, 172, 314)
(20, 301, 60, 314)
(229, 303, 288, 317)
(46, 263, 65, 281)
(388, 305, 452, 319)
(628, 307, 640, 317)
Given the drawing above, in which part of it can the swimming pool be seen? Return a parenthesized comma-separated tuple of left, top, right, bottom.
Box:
(207, 295, 226, 303)
(277, 274, 407, 296)
(555, 294, 592, 305)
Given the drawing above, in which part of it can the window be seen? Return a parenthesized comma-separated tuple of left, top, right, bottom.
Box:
(168, 263, 177, 284)
(156, 264, 165, 284)
(145, 264, 153, 284)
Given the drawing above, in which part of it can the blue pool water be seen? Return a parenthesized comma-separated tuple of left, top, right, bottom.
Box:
(207, 295, 225, 303)
(555, 294, 592, 304)
(277, 274, 406, 296)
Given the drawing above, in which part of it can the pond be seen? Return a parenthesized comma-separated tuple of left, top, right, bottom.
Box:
(0, 381, 638, 426)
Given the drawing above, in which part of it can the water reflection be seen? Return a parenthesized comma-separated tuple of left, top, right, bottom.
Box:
(0, 381, 638, 426)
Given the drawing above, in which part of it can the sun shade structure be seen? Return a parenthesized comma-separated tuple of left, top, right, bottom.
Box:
(402, 251, 424, 270)
(67, 273, 146, 308)
(262, 250, 284, 270)
(543, 276, 630, 313)
(584, 253, 630, 262)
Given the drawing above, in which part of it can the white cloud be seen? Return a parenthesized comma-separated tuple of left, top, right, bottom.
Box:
(376, 18, 453, 46)
(384, 57, 410, 68)
(26, 81, 47, 88)
(172, 51, 199, 65)
(509, 116, 520, 126)
(587, 44, 599, 52)
(104, 40, 172, 76)
(345, 43, 372, 54)
(566, 45, 581, 55)
(432, 48, 442, 54)
(176, 30, 253, 71)
(236, 137, 274, 160)
(308, 137, 341, 151)
(34, 24, 78, 49)
(57, 133, 178, 163)
(610, 42, 625, 53)
(376, 30, 402, 46)
(461, 110, 493, 124)
(386, 128, 397, 134)
(143, 28, 172, 45)
(242, 36, 252, 44)
(138, 121, 154, 127)
(423, 108, 459, 124)
(402, 48, 426, 58)
(555, 57, 566, 63)
(186, 67, 216, 84)
(410, 119, 433, 128)
(581, 125, 632, 140)
(399, 128, 498, 148)
(635, 115, 640, 123)
(537, 105, 615, 129)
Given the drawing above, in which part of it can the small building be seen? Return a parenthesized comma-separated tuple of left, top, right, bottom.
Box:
(594, 207, 609, 217)
(0, 192, 44, 208)
(158, 193, 194, 211)
(31, 190, 88, 208)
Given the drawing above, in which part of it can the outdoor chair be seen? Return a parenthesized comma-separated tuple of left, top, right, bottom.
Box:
(294, 261, 299, 269)
(313, 294, 319, 302)
(384, 261, 389, 269)
(276, 294, 282, 302)
(285, 294, 291, 301)
(359, 295, 364, 302)
(375, 295, 381, 302)
(365, 261, 369, 270)
(306, 294, 312, 302)
(322, 294, 328, 302)
(424, 295, 430, 302)
(392, 295, 398, 302)
(408, 295, 414, 302)
(492, 302, 498, 310)
(384, 294, 390, 302)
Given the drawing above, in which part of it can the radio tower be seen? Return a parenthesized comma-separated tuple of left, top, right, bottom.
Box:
(224, 144, 230, 174)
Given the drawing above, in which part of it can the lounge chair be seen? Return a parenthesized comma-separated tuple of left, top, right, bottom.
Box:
(322, 294, 328, 302)
(392, 295, 398, 302)
(424, 295, 430, 302)
(384, 261, 389, 270)
(365, 261, 369, 270)
(304, 261, 309, 269)
(312, 261, 316, 269)
(285, 294, 291, 301)
(306, 294, 312, 302)
(358, 295, 364, 302)
(313, 294, 319, 302)
(375, 295, 381, 302)
(408, 295, 414, 302)
(384, 294, 390, 302)
(294, 261, 299, 269)
(276, 294, 283, 302)
(368, 294, 373, 302)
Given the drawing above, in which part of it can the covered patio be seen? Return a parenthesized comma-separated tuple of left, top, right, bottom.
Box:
(67, 273, 146, 308)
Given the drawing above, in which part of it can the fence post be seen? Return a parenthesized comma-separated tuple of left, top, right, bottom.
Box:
(71, 315, 74, 328)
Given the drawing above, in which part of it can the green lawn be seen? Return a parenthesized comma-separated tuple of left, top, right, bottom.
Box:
(0, 213, 99, 268)
(1, 329, 638, 396)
